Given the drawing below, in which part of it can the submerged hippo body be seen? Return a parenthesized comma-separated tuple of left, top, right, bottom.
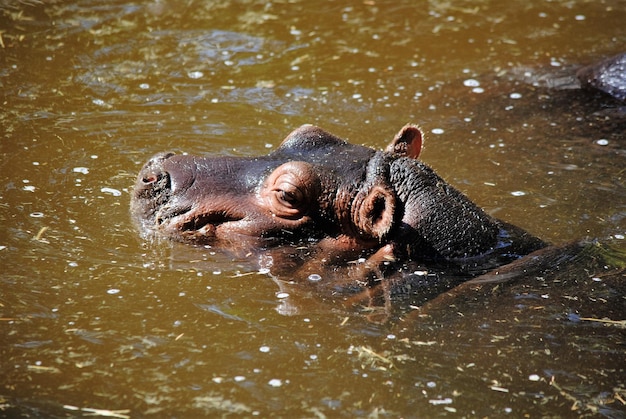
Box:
(577, 52, 626, 102)
(132, 125, 545, 281)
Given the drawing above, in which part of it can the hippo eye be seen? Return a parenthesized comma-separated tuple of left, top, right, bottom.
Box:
(269, 179, 306, 217)
(278, 188, 301, 208)
(261, 162, 321, 220)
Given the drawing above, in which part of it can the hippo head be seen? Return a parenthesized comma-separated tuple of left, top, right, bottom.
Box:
(131, 125, 538, 261)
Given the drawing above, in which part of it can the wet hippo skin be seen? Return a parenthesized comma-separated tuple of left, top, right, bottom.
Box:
(132, 124, 546, 282)
(576, 52, 626, 102)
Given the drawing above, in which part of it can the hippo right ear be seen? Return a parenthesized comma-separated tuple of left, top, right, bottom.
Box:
(385, 124, 423, 159)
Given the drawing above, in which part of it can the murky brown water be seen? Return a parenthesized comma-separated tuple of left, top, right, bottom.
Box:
(1, 0, 625, 417)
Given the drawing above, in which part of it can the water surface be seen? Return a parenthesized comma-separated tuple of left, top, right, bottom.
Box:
(1, 0, 625, 417)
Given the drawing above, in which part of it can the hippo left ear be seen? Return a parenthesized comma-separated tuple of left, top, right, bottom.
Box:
(385, 124, 423, 159)
(354, 185, 396, 240)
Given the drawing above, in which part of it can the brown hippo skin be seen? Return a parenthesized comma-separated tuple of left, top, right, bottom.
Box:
(131, 124, 546, 277)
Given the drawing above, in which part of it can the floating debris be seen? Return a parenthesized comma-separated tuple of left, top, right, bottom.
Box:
(27, 365, 60, 373)
(429, 397, 453, 405)
(63, 405, 130, 419)
(33, 226, 48, 241)
(578, 317, 626, 327)
(349, 345, 395, 370)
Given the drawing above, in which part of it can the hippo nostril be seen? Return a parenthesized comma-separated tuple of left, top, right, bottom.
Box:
(135, 167, 171, 201)
(142, 173, 163, 185)
(139, 152, 177, 190)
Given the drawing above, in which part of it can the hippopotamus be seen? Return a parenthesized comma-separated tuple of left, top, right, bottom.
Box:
(130, 125, 547, 258)
(131, 124, 626, 325)
(132, 125, 547, 290)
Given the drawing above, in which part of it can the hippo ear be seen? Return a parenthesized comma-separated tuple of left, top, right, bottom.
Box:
(354, 185, 396, 240)
(385, 124, 423, 159)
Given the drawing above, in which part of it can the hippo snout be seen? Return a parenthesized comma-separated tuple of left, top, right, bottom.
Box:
(131, 151, 204, 234)
(131, 151, 254, 244)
